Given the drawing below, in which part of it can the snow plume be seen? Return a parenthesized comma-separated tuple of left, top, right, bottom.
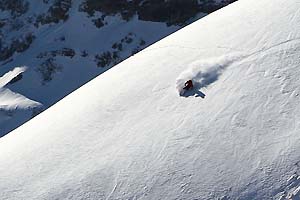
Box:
(176, 55, 240, 96)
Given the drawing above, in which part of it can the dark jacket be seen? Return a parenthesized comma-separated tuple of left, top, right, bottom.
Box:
(183, 80, 193, 90)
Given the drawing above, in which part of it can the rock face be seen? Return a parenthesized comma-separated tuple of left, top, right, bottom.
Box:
(0, 0, 236, 136)
(0, 0, 29, 18)
(35, 0, 72, 26)
(81, 0, 237, 25)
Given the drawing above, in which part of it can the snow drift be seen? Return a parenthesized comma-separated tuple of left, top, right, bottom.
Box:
(1, 0, 300, 199)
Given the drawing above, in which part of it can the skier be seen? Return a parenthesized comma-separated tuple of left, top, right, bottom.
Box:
(183, 80, 193, 91)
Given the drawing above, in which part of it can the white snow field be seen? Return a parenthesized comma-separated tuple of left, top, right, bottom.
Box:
(1, 0, 300, 199)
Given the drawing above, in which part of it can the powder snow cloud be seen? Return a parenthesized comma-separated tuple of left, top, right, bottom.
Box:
(176, 55, 241, 96)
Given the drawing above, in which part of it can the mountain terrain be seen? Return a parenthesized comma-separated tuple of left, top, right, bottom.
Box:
(1, 0, 300, 199)
(0, 0, 236, 136)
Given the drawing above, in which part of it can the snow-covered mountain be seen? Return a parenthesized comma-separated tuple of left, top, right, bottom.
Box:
(0, 0, 235, 136)
(2, 0, 300, 199)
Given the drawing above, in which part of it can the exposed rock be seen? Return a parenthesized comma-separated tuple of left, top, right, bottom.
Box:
(81, 50, 88, 57)
(80, 0, 137, 21)
(92, 18, 105, 28)
(95, 51, 114, 68)
(0, 0, 29, 18)
(80, 0, 238, 26)
(0, 20, 5, 28)
(37, 48, 76, 59)
(35, 0, 72, 26)
(37, 58, 62, 83)
(0, 33, 35, 61)
(8, 73, 23, 84)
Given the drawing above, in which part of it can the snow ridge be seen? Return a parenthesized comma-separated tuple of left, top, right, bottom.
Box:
(0, 67, 41, 110)
(0, 67, 27, 88)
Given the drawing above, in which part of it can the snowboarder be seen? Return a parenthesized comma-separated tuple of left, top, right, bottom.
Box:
(183, 80, 193, 91)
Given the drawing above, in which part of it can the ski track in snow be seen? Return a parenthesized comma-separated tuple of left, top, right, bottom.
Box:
(175, 35, 300, 97)
(176, 54, 241, 96)
(142, 36, 300, 56)
(2, 0, 300, 199)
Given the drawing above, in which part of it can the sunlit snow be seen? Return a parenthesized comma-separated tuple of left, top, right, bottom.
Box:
(176, 54, 240, 96)
(1, 0, 300, 199)
(0, 67, 41, 110)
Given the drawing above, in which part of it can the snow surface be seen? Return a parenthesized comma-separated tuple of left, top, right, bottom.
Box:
(0, 0, 181, 136)
(0, 67, 41, 135)
(1, 0, 300, 199)
(176, 55, 240, 96)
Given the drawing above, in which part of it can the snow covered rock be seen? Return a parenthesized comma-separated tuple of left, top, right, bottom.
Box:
(0, 67, 41, 135)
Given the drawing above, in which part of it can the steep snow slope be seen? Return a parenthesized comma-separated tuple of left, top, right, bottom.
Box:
(0, 0, 177, 136)
(1, 0, 300, 199)
(0, 0, 235, 136)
